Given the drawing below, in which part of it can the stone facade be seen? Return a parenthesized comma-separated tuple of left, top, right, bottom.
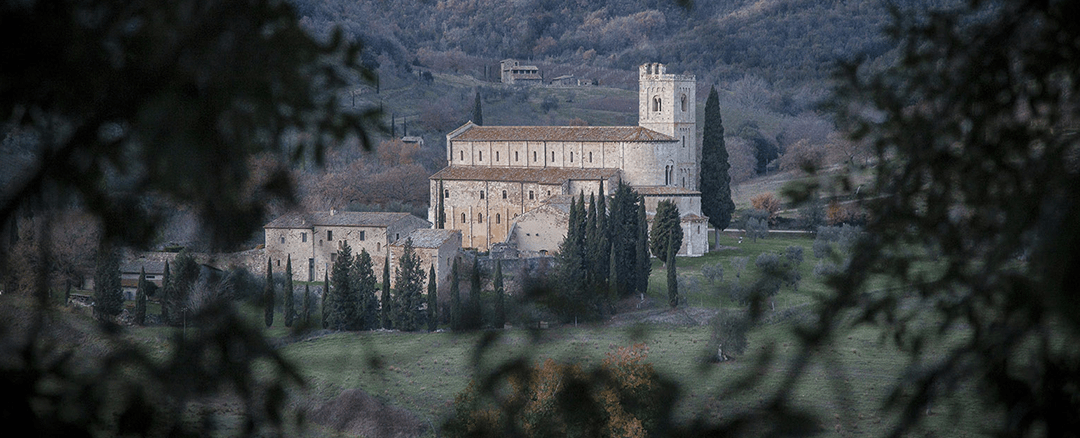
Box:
(264, 211, 430, 283)
(388, 228, 461, 295)
(430, 62, 709, 257)
(500, 59, 541, 85)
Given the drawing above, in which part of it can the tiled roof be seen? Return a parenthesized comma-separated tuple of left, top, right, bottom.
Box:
(430, 166, 620, 185)
(448, 125, 677, 142)
(265, 211, 428, 229)
(392, 229, 461, 248)
(634, 186, 701, 196)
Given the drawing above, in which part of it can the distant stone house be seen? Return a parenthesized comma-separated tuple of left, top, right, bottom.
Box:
(388, 228, 462, 294)
(263, 211, 431, 283)
(120, 261, 166, 300)
(551, 74, 576, 86)
(500, 59, 542, 85)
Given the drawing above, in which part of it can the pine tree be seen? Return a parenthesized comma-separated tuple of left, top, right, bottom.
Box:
(160, 261, 171, 323)
(635, 197, 652, 296)
(493, 261, 505, 329)
(284, 255, 295, 327)
(264, 257, 274, 328)
(427, 264, 438, 331)
(93, 244, 122, 323)
(135, 267, 147, 325)
(381, 254, 392, 329)
(699, 85, 735, 248)
(450, 258, 462, 331)
(472, 90, 483, 126)
(353, 249, 379, 330)
(393, 239, 426, 331)
(650, 200, 683, 265)
(667, 232, 678, 308)
(437, 179, 446, 229)
(328, 241, 357, 330)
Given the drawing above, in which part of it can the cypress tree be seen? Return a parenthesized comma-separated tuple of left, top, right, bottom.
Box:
(93, 245, 122, 322)
(427, 264, 438, 331)
(467, 261, 482, 329)
(437, 179, 446, 229)
(650, 200, 683, 265)
(585, 193, 598, 287)
(303, 284, 311, 327)
(635, 197, 652, 296)
(556, 193, 589, 319)
(264, 257, 274, 328)
(284, 255, 295, 327)
(353, 249, 379, 330)
(160, 261, 171, 323)
(381, 254, 392, 329)
(328, 242, 356, 330)
(135, 267, 147, 325)
(493, 261, 505, 329)
(393, 239, 426, 331)
(321, 272, 329, 329)
(472, 90, 483, 126)
(595, 181, 610, 290)
(667, 232, 678, 308)
(609, 181, 639, 297)
(699, 85, 735, 247)
(450, 258, 462, 331)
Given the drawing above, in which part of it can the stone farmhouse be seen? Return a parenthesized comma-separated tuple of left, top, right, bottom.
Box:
(263, 211, 430, 283)
(500, 59, 542, 85)
(388, 228, 461, 293)
(430, 62, 709, 257)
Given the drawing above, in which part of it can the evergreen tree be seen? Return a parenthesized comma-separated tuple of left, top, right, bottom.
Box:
(92, 246, 121, 321)
(493, 261, 505, 329)
(467, 261, 483, 329)
(427, 264, 438, 331)
(593, 181, 611, 292)
(284, 255, 295, 327)
(381, 254, 392, 329)
(321, 272, 329, 329)
(353, 249, 379, 330)
(450, 258, 462, 331)
(328, 241, 357, 330)
(135, 267, 147, 325)
(160, 261, 171, 323)
(393, 239, 426, 331)
(635, 197, 652, 295)
(585, 193, 598, 287)
(303, 284, 311, 327)
(650, 200, 683, 266)
(556, 193, 590, 320)
(472, 90, 483, 126)
(609, 182, 639, 297)
(437, 179, 446, 229)
(667, 232, 678, 308)
(699, 86, 735, 247)
(164, 251, 199, 326)
(264, 257, 274, 328)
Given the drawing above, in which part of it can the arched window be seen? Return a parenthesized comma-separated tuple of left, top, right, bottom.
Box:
(461, 213, 466, 223)
(496, 214, 501, 224)
(477, 213, 483, 223)
(681, 94, 687, 112)
(653, 96, 662, 112)
(444, 189, 449, 198)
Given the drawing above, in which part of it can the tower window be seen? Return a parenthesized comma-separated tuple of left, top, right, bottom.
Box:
(480, 191, 485, 199)
(653, 96, 662, 112)
(478, 151, 483, 161)
(681, 94, 687, 112)
(462, 213, 466, 223)
(477, 213, 483, 223)
(496, 214, 501, 224)
(327, 230, 333, 241)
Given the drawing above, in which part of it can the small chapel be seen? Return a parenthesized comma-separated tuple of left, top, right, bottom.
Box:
(429, 63, 709, 257)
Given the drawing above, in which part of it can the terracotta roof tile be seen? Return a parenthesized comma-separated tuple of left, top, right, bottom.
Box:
(449, 125, 676, 142)
(430, 166, 620, 185)
(264, 211, 427, 229)
(391, 229, 461, 248)
(634, 186, 701, 196)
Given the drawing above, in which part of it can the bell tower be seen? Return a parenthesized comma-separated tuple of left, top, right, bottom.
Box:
(638, 63, 697, 189)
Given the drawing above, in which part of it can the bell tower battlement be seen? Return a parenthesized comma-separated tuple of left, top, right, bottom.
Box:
(638, 63, 698, 189)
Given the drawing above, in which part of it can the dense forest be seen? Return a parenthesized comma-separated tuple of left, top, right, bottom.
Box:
(289, 0, 932, 110)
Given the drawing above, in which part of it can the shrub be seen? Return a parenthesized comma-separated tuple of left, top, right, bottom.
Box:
(750, 192, 782, 224)
(701, 262, 724, 284)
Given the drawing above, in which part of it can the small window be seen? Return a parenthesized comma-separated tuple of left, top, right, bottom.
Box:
(480, 191, 485, 199)
(277, 260, 280, 267)
(653, 96, 662, 112)
(570, 152, 573, 162)
(533, 151, 537, 162)
(479, 150, 483, 161)
(360, 231, 365, 241)
(444, 189, 449, 198)
(496, 151, 499, 161)
(681, 94, 687, 112)
(377, 242, 381, 252)
(547, 190, 551, 196)
(477, 213, 483, 224)
(589, 151, 593, 162)
(280, 236, 285, 244)
(327, 230, 333, 241)
(551, 151, 555, 162)
(302, 232, 307, 242)
(462, 213, 466, 223)
(331, 253, 337, 263)
(496, 214, 501, 224)
(515, 151, 519, 161)
(396, 233, 399, 240)
(529, 191, 534, 200)
(460, 151, 464, 161)
(502, 190, 507, 199)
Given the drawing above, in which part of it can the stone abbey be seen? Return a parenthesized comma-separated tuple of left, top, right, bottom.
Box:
(429, 63, 709, 257)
